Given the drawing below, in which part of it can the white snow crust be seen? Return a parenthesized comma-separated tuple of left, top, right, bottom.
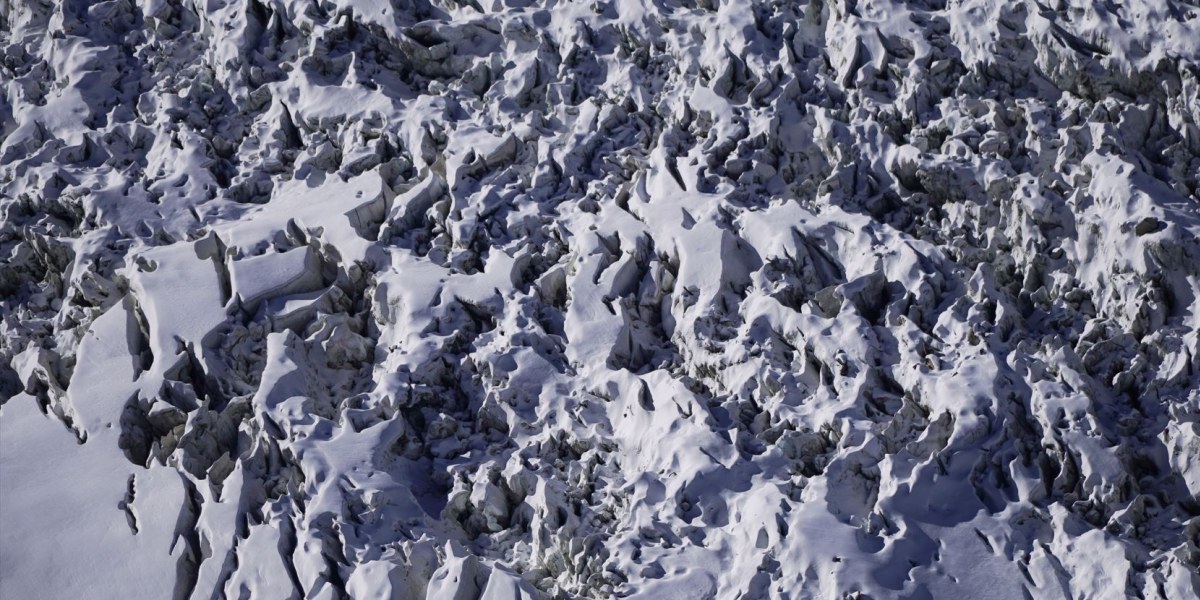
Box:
(3, 0, 1200, 598)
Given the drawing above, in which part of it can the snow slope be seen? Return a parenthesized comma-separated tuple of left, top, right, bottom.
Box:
(3, 0, 1200, 598)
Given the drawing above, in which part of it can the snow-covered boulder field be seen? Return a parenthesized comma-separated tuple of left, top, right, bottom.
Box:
(3, 0, 1200, 598)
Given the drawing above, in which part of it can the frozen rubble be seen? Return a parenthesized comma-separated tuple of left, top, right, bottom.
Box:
(3, 0, 1200, 598)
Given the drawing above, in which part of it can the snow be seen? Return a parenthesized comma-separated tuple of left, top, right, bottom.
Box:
(3, 0, 1200, 598)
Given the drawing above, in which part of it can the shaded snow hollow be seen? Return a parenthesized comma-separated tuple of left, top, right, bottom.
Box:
(3, 0, 1200, 598)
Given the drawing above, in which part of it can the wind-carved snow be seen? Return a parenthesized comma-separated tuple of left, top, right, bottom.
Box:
(2, 0, 1200, 598)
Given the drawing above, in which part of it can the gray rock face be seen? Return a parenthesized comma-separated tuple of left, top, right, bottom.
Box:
(3, 0, 1200, 598)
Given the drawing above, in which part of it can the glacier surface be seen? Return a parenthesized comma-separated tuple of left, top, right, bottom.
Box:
(3, 0, 1200, 598)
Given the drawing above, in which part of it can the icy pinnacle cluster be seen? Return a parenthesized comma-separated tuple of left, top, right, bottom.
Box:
(3, 0, 1200, 598)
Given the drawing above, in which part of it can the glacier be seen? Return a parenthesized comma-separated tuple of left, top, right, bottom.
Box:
(3, 0, 1200, 598)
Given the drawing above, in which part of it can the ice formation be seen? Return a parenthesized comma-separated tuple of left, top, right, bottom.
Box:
(3, 0, 1200, 598)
